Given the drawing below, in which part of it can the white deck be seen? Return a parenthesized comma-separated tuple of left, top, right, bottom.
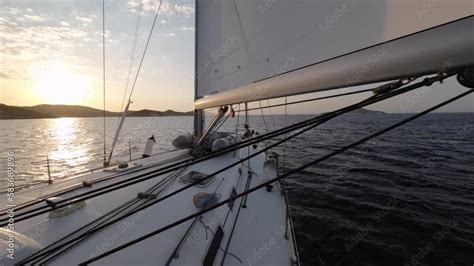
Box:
(0, 147, 298, 265)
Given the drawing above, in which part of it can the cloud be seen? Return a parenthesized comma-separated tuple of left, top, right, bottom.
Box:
(75, 15, 93, 24)
(4, 8, 21, 16)
(126, 0, 194, 17)
(0, 20, 90, 67)
(94, 30, 111, 39)
(24, 15, 46, 22)
(0, 73, 11, 79)
(170, 3, 194, 17)
(60, 21, 70, 26)
(0, 21, 95, 84)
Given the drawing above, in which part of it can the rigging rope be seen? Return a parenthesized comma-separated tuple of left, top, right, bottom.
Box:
(20, 168, 185, 265)
(236, 87, 375, 113)
(127, 0, 163, 101)
(1, 71, 458, 225)
(1, 72, 456, 225)
(8, 73, 466, 264)
(13, 76, 441, 228)
(208, 105, 235, 139)
(0, 149, 185, 214)
(258, 101, 269, 133)
(216, 109, 232, 131)
(80, 88, 473, 265)
(120, 0, 144, 112)
(235, 103, 241, 136)
(106, 0, 163, 165)
(267, 99, 277, 131)
(258, 101, 270, 150)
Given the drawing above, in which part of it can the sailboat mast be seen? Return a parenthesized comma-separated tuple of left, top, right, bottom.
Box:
(102, 0, 107, 167)
(193, 0, 204, 142)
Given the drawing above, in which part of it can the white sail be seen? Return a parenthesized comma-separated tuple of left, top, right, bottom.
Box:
(194, 0, 473, 109)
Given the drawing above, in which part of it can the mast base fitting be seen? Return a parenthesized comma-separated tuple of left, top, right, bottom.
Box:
(457, 67, 474, 88)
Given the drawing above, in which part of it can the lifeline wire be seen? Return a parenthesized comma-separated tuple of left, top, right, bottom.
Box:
(81, 88, 473, 265)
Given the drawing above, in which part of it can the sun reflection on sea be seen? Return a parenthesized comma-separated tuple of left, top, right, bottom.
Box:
(47, 118, 90, 177)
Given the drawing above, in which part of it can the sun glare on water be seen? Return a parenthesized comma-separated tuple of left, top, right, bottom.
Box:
(33, 63, 91, 105)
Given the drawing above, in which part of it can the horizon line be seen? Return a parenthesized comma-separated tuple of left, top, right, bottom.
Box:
(1, 102, 472, 116)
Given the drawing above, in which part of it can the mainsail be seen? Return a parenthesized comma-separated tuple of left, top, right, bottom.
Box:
(194, 0, 473, 109)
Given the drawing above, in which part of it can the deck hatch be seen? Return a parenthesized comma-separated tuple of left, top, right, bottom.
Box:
(203, 225, 224, 266)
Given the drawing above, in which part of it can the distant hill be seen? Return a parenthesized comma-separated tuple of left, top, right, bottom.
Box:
(127, 109, 194, 117)
(0, 104, 57, 119)
(24, 104, 118, 118)
(0, 104, 193, 119)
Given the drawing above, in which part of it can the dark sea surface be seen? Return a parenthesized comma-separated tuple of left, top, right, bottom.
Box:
(0, 113, 473, 265)
(276, 113, 474, 266)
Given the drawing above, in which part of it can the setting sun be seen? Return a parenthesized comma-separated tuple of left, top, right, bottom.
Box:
(33, 63, 91, 105)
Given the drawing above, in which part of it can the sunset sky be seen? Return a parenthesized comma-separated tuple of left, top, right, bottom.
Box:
(0, 0, 472, 113)
(1, 0, 195, 112)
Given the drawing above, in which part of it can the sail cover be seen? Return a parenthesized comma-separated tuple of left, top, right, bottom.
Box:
(194, 0, 473, 109)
